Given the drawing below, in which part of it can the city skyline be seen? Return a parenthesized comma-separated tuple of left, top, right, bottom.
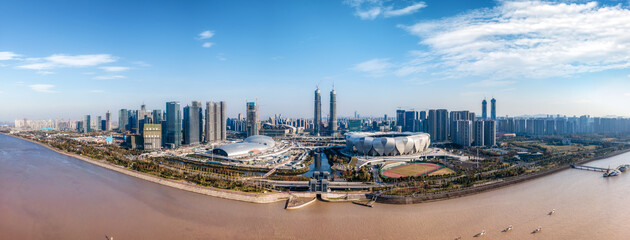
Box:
(3, 0, 630, 121)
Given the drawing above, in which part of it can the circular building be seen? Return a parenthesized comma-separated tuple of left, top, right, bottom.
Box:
(210, 135, 275, 158)
(345, 132, 430, 156)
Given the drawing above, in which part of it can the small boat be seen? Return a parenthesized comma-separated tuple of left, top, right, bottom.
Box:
(454, 237, 462, 240)
(548, 209, 555, 215)
(502, 225, 513, 232)
(532, 226, 542, 234)
(619, 165, 628, 172)
(473, 230, 486, 237)
(603, 169, 620, 177)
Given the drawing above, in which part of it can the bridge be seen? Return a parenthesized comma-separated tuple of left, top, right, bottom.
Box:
(571, 163, 629, 173)
(264, 180, 387, 190)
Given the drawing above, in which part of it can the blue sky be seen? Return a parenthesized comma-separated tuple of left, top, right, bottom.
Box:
(2, 0, 630, 121)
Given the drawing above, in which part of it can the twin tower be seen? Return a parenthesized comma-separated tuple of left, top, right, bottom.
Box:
(481, 98, 497, 120)
(314, 87, 337, 136)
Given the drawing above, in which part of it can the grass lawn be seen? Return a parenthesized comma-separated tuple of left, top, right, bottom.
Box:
(383, 163, 442, 178)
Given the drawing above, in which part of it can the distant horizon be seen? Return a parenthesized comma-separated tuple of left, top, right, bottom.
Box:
(2, 0, 630, 120)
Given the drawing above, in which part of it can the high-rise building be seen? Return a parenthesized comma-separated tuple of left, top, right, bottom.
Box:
(473, 120, 485, 146)
(313, 88, 321, 136)
(329, 89, 337, 136)
(482, 99, 487, 119)
(105, 111, 111, 131)
(491, 98, 496, 120)
(205, 101, 226, 142)
(152, 109, 162, 124)
(428, 109, 448, 142)
(142, 124, 162, 151)
(183, 101, 202, 145)
(83, 115, 91, 133)
(118, 109, 128, 132)
(396, 109, 405, 128)
(96, 116, 102, 131)
(455, 120, 472, 146)
(484, 120, 496, 146)
(450, 111, 475, 141)
(165, 101, 182, 148)
(246, 101, 259, 137)
(404, 110, 419, 132)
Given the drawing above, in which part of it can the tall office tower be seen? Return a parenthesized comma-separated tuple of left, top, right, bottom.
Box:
(152, 110, 163, 124)
(83, 115, 91, 133)
(419, 111, 427, 132)
(142, 124, 162, 151)
(396, 109, 405, 128)
(165, 101, 182, 148)
(329, 89, 337, 136)
(455, 120, 472, 147)
(238, 113, 243, 121)
(105, 111, 111, 131)
(473, 120, 485, 146)
(428, 109, 448, 142)
(95, 116, 101, 131)
(491, 98, 496, 120)
(482, 99, 487, 119)
(219, 101, 226, 140)
(193, 101, 203, 141)
(183, 102, 201, 145)
(484, 120, 496, 146)
(119, 109, 129, 132)
(404, 110, 419, 132)
(313, 87, 321, 136)
(246, 101, 259, 137)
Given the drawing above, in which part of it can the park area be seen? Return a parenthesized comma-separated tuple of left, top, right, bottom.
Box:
(381, 162, 454, 178)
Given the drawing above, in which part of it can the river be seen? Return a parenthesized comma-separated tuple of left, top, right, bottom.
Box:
(1, 133, 629, 239)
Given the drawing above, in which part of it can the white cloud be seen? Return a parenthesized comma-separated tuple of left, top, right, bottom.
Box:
(100, 66, 129, 72)
(17, 54, 116, 70)
(36, 71, 55, 75)
(345, 0, 426, 20)
(198, 30, 215, 39)
(468, 79, 516, 87)
(93, 75, 126, 80)
(383, 2, 427, 17)
(29, 84, 56, 93)
(0, 51, 19, 61)
(352, 58, 394, 77)
(90, 90, 104, 93)
(202, 42, 214, 48)
(399, 1, 630, 79)
(131, 61, 151, 67)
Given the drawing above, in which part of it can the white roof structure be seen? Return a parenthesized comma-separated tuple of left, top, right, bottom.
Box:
(211, 135, 275, 157)
(345, 132, 430, 156)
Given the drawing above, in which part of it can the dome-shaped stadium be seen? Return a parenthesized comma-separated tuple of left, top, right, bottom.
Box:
(345, 132, 430, 156)
(210, 135, 275, 157)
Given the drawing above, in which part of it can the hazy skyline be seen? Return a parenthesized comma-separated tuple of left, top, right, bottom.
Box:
(2, 0, 630, 121)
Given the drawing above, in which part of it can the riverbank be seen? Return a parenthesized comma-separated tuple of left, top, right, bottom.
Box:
(4, 133, 293, 204)
(372, 147, 630, 204)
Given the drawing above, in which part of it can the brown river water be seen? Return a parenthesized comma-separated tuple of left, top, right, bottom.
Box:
(1, 133, 629, 239)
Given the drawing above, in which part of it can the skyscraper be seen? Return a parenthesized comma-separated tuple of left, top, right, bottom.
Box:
(455, 120, 472, 146)
(482, 99, 487, 119)
(484, 120, 496, 146)
(165, 101, 182, 148)
(118, 109, 128, 132)
(404, 110, 419, 132)
(396, 109, 405, 128)
(491, 98, 496, 120)
(205, 101, 227, 142)
(329, 89, 337, 136)
(105, 111, 111, 131)
(83, 115, 91, 133)
(183, 101, 201, 145)
(246, 101, 259, 137)
(313, 87, 321, 136)
(428, 109, 448, 142)
(152, 109, 162, 124)
(473, 120, 485, 146)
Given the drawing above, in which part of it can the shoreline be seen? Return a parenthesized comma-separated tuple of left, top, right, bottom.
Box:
(5, 132, 628, 205)
(4, 133, 294, 204)
(372, 147, 630, 204)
